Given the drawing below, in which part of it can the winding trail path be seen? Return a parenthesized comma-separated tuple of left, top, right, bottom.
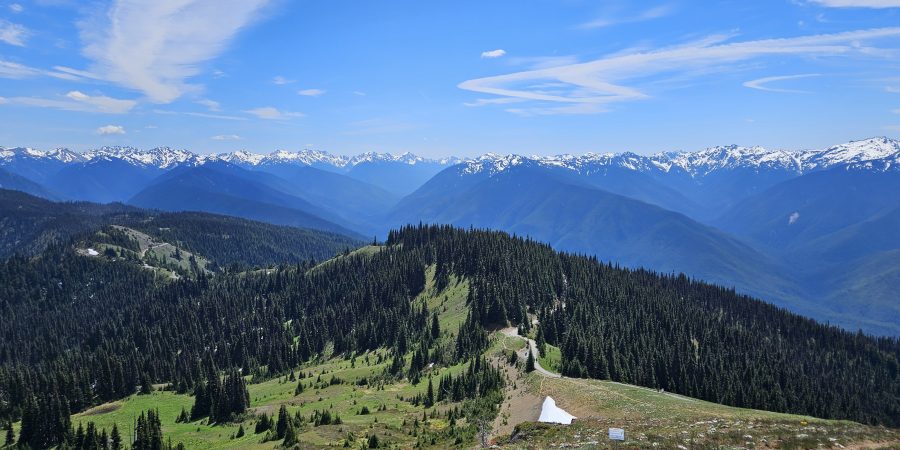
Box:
(500, 327, 561, 379)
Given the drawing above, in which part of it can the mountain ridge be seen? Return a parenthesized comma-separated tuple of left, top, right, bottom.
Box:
(3, 136, 897, 175)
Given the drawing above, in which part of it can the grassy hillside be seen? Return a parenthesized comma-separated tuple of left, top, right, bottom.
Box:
(5, 226, 899, 449)
(57, 262, 482, 449)
(496, 372, 900, 449)
(43, 263, 899, 449)
(53, 330, 900, 450)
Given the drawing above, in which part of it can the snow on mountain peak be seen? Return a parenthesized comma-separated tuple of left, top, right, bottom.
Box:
(0, 146, 85, 163)
(217, 150, 265, 166)
(82, 146, 196, 168)
(454, 137, 900, 179)
(461, 153, 530, 175)
(2, 137, 897, 175)
(804, 137, 900, 170)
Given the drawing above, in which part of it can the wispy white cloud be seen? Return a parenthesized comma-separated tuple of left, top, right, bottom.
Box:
(0, 60, 43, 78)
(66, 90, 137, 113)
(459, 27, 900, 115)
(353, 91, 367, 96)
(211, 134, 241, 140)
(888, 86, 900, 93)
(885, 125, 900, 131)
(153, 109, 248, 121)
(464, 97, 526, 107)
(196, 99, 221, 111)
(0, 60, 84, 81)
(297, 88, 325, 97)
(244, 107, 304, 120)
(79, 0, 270, 103)
(506, 103, 609, 116)
(743, 74, 821, 93)
(9, 4, 23, 13)
(96, 124, 126, 135)
(578, 5, 674, 29)
(1, 91, 137, 114)
(808, 0, 900, 8)
(481, 49, 506, 59)
(272, 75, 295, 85)
(0, 20, 28, 46)
(507, 56, 579, 70)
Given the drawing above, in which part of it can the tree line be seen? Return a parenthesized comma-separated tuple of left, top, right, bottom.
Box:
(388, 224, 900, 426)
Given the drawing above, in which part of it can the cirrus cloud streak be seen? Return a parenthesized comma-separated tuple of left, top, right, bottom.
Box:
(743, 74, 821, 93)
(458, 27, 900, 115)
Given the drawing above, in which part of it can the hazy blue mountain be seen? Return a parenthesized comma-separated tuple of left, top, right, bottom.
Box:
(218, 149, 462, 196)
(389, 162, 803, 309)
(253, 164, 399, 227)
(715, 168, 900, 252)
(0, 167, 58, 199)
(129, 162, 361, 237)
(812, 247, 900, 336)
(796, 205, 900, 265)
(721, 183, 900, 336)
(577, 166, 704, 218)
(46, 158, 163, 203)
(345, 160, 451, 196)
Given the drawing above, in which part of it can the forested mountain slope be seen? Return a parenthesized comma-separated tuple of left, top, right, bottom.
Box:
(0, 224, 896, 447)
(0, 189, 361, 266)
(388, 164, 805, 315)
(0, 189, 139, 258)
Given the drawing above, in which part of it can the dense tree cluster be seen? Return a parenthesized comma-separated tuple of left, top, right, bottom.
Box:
(16, 406, 173, 450)
(436, 357, 504, 403)
(17, 393, 71, 449)
(388, 224, 900, 426)
(132, 409, 164, 450)
(190, 370, 250, 423)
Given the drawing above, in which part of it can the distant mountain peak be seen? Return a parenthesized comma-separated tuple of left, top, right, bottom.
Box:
(0, 146, 85, 163)
(461, 153, 530, 175)
(82, 146, 196, 168)
(456, 137, 900, 178)
(2, 137, 897, 175)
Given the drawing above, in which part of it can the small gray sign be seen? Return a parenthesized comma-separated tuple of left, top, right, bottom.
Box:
(609, 427, 625, 441)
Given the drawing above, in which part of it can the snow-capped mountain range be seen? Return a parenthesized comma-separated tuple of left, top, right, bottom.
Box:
(462, 137, 900, 176)
(0, 146, 463, 171)
(1, 136, 898, 176)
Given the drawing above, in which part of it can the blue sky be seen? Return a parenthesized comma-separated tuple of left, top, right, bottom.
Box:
(1, 0, 899, 157)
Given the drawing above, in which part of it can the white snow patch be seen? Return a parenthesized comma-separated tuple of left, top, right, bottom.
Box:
(538, 396, 576, 425)
(86, 248, 99, 256)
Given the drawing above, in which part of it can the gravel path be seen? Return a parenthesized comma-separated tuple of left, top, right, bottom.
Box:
(500, 327, 561, 379)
